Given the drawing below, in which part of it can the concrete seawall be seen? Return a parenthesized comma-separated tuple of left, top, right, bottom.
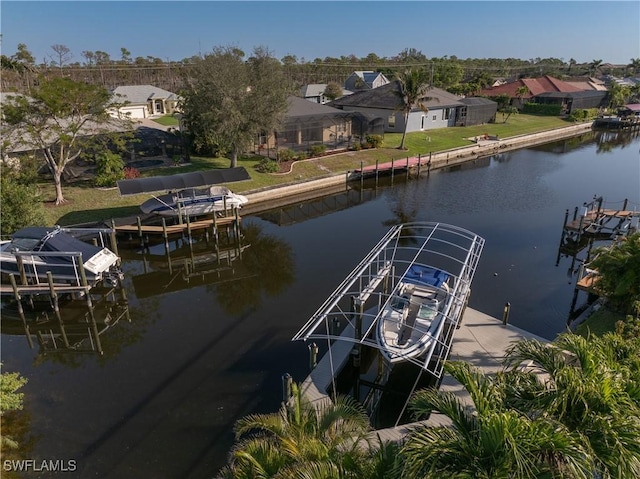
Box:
(244, 123, 594, 207)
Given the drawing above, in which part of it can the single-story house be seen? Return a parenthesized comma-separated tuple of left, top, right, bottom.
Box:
(300, 84, 352, 104)
(344, 71, 390, 92)
(110, 85, 181, 119)
(479, 75, 584, 109)
(257, 96, 382, 154)
(329, 81, 497, 133)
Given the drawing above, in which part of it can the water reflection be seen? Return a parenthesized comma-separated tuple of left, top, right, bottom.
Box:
(0, 131, 638, 478)
(1, 288, 129, 366)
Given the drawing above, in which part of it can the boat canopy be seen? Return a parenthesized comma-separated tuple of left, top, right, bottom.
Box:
(291, 222, 485, 375)
(10, 227, 105, 264)
(116, 167, 250, 196)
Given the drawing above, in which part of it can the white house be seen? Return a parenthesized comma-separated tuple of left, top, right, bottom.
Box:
(110, 85, 180, 119)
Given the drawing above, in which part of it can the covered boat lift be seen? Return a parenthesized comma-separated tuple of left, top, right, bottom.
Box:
(292, 222, 484, 415)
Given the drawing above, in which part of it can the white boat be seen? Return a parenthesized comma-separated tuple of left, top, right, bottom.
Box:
(293, 222, 484, 374)
(117, 167, 251, 218)
(139, 185, 248, 217)
(377, 265, 450, 363)
(0, 227, 122, 287)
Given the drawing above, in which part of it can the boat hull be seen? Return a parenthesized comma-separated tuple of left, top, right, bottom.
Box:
(140, 186, 248, 216)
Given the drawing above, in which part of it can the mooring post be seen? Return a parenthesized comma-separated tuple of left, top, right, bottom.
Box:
(360, 160, 364, 189)
(136, 216, 144, 249)
(417, 153, 422, 177)
(406, 157, 410, 179)
(109, 220, 119, 258)
(282, 373, 293, 402)
(308, 342, 318, 370)
(47, 272, 69, 348)
(502, 302, 511, 325)
(391, 158, 395, 184)
(9, 274, 34, 349)
(375, 160, 379, 188)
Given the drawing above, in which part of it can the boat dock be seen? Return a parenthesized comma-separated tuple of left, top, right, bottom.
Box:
(297, 307, 549, 440)
(560, 196, 639, 246)
(112, 209, 241, 248)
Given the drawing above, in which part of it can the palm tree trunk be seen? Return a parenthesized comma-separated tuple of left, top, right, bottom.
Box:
(399, 113, 409, 150)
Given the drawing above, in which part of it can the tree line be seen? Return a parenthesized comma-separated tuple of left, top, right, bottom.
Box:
(3, 43, 640, 94)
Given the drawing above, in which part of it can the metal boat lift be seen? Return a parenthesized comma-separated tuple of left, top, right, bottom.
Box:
(292, 222, 485, 380)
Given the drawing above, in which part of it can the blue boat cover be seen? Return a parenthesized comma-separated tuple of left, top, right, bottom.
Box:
(12, 227, 103, 264)
(404, 264, 449, 288)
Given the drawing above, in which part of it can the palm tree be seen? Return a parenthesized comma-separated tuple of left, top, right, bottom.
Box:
(627, 58, 640, 76)
(502, 333, 640, 479)
(399, 361, 591, 479)
(589, 232, 640, 315)
(219, 382, 375, 478)
(589, 59, 603, 77)
(393, 68, 433, 150)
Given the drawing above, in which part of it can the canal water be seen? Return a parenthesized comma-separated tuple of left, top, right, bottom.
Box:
(1, 129, 638, 478)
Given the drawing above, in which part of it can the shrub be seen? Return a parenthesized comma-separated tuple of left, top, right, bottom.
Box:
(255, 158, 279, 173)
(569, 108, 599, 122)
(278, 148, 295, 162)
(522, 103, 563, 116)
(365, 134, 384, 148)
(0, 173, 45, 236)
(124, 166, 140, 179)
(351, 142, 362, 151)
(297, 152, 308, 161)
(94, 151, 125, 187)
(310, 144, 327, 157)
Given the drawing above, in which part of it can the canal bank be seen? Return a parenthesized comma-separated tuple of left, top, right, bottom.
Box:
(242, 122, 594, 208)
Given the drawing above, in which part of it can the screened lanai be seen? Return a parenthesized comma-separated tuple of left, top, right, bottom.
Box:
(255, 96, 384, 158)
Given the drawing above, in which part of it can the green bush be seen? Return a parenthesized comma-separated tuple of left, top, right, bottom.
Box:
(94, 151, 125, 187)
(278, 148, 295, 162)
(0, 173, 45, 236)
(255, 158, 279, 173)
(310, 144, 327, 157)
(351, 142, 362, 151)
(365, 134, 384, 148)
(297, 152, 308, 161)
(522, 103, 563, 116)
(569, 108, 599, 122)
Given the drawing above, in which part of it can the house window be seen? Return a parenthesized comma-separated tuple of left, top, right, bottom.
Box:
(443, 108, 451, 120)
(432, 115, 437, 121)
(388, 114, 396, 128)
(421, 116, 426, 130)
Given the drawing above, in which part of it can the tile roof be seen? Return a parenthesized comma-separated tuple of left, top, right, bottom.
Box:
(479, 75, 583, 98)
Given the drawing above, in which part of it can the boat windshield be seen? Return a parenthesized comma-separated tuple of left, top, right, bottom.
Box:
(391, 296, 409, 311)
(417, 300, 438, 320)
(10, 237, 41, 251)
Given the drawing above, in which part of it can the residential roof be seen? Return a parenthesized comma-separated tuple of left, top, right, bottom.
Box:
(459, 97, 498, 106)
(286, 95, 346, 118)
(300, 84, 352, 99)
(329, 81, 464, 110)
(112, 85, 179, 104)
(479, 75, 584, 98)
(300, 84, 328, 97)
(623, 104, 640, 112)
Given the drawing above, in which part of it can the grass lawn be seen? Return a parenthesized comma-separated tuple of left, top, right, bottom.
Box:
(574, 306, 624, 337)
(41, 114, 581, 226)
(152, 115, 180, 127)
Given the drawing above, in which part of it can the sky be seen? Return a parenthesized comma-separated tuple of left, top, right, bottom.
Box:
(1, 1, 639, 66)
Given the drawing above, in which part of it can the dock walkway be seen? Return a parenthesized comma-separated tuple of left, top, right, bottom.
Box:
(300, 307, 549, 442)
